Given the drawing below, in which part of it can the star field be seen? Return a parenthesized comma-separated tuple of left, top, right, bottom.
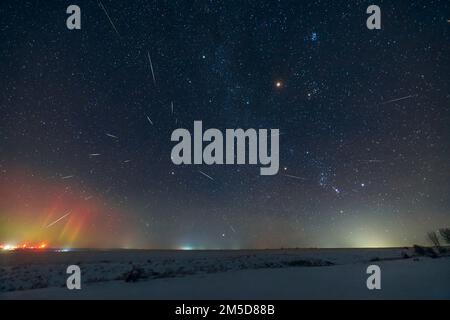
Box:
(0, 0, 449, 249)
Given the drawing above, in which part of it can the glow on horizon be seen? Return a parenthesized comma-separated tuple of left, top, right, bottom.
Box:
(346, 232, 395, 248)
(0, 168, 137, 249)
(179, 245, 194, 250)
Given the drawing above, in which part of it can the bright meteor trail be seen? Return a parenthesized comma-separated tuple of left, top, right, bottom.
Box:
(45, 212, 71, 229)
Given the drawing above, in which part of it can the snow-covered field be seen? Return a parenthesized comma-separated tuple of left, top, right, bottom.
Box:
(1, 248, 449, 299)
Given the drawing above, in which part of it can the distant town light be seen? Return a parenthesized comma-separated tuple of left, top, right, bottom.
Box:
(1, 242, 49, 251)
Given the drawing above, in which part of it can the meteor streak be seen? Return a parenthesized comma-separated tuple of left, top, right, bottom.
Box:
(46, 212, 71, 228)
(147, 51, 156, 86)
(106, 133, 119, 139)
(199, 170, 214, 181)
(381, 94, 416, 105)
(284, 174, 307, 180)
(98, 1, 121, 38)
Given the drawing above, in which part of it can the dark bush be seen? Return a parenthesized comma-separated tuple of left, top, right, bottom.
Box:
(123, 266, 146, 282)
(284, 259, 334, 267)
(413, 245, 438, 258)
(401, 252, 410, 259)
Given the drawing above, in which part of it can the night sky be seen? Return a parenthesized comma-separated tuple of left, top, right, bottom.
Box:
(1, 0, 449, 249)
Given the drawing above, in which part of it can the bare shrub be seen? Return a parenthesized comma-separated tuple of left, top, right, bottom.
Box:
(123, 266, 146, 282)
(427, 231, 447, 254)
(427, 231, 441, 248)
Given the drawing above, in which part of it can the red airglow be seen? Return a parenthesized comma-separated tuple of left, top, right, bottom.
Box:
(0, 167, 136, 248)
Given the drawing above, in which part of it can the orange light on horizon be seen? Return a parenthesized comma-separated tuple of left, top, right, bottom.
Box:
(1, 242, 49, 251)
(1, 244, 17, 251)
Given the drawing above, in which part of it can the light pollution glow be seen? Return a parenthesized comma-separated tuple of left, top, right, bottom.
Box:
(1, 166, 448, 250)
(0, 167, 136, 249)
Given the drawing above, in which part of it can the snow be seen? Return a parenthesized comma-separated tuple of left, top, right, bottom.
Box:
(1, 248, 449, 299)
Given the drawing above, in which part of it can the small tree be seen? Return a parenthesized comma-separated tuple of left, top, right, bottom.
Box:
(427, 231, 446, 254)
(439, 228, 450, 244)
(427, 231, 441, 248)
